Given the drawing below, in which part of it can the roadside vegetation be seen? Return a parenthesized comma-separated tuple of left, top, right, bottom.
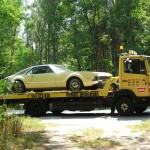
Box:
(0, 76, 46, 149)
(0, 104, 45, 150)
(129, 120, 150, 138)
(70, 128, 119, 149)
(1, 0, 150, 78)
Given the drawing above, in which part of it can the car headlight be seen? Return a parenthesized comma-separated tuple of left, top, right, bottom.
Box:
(92, 76, 99, 81)
(99, 76, 110, 80)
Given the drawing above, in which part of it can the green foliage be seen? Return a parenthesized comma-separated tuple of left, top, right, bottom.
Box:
(0, 104, 7, 124)
(0, 0, 150, 75)
(0, 79, 12, 125)
(0, 116, 45, 149)
(0, 79, 12, 93)
(98, 58, 114, 72)
(0, 74, 45, 150)
(0, 115, 22, 137)
(0, 0, 23, 76)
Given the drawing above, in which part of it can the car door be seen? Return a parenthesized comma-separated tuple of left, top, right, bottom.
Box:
(26, 66, 56, 89)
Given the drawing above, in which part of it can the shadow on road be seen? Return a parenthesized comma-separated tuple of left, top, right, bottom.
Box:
(39, 109, 150, 122)
(9, 109, 150, 122)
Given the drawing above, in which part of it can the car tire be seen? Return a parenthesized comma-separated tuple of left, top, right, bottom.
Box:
(12, 80, 26, 93)
(67, 77, 83, 91)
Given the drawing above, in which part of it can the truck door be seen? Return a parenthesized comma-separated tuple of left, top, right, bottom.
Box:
(122, 59, 149, 97)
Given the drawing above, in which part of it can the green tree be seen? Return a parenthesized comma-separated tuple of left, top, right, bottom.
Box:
(23, 0, 150, 75)
(0, 0, 22, 75)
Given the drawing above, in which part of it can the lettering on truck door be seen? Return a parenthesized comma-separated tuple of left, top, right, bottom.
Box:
(123, 59, 149, 96)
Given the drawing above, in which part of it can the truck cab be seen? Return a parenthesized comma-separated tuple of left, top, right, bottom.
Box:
(119, 53, 150, 97)
(112, 50, 150, 115)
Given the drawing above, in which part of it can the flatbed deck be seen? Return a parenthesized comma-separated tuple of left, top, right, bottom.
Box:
(0, 77, 118, 100)
(0, 77, 118, 117)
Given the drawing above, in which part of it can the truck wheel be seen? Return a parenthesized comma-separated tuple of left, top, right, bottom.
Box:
(67, 77, 83, 90)
(25, 101, 45, 117)
(135, 106, 147, 114)
(12, 80, 26, 93)
(116, 97, 135, 116)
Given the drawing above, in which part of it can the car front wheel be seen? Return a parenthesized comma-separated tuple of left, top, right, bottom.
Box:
(67, 77, 83, 91)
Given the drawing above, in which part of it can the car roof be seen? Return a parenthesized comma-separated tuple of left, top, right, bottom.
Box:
(14, 64, 61, 75)
(32, 64, 62, 67)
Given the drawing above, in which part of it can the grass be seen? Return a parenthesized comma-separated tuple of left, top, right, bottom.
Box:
(22, 117, 45, 132)
(70, 128, 119, 149)
(0, 115, 45, 150)
(129, 119, 150, 138)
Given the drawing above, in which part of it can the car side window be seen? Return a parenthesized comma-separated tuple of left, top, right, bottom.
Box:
(124, 59, 146, 74)
(27, 66, 53, 75)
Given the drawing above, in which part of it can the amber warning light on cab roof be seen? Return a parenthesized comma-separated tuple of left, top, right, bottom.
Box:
(119, 45, 137, 55)
(119, 45, 124, 52)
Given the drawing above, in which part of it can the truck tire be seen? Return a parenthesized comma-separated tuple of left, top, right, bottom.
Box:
(135, 106, 147, 114)
(67, 77, 83, 90)
(116, 97, 135, 116)
(51, 110, 63, 115)
(25, 100, 45, 117)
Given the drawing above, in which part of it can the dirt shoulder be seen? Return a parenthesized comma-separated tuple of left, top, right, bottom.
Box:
(39, 110, 150, 150)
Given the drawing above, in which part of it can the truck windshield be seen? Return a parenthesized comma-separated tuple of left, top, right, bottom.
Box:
(146, 57, 150, 68)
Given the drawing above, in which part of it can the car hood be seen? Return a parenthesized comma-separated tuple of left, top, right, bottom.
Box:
(75, 71, 112, 76)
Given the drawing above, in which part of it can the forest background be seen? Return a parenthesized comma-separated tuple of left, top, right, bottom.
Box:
(0, 0, 150, 77)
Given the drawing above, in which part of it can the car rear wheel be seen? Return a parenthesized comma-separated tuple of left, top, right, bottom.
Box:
(67, 77, 83, 91)
(12, 80, 26, 93)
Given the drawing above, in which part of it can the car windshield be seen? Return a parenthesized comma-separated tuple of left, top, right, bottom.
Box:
(50, 65, 71, 73)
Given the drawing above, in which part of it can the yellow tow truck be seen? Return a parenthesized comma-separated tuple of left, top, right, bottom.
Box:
(0, 48, 150, 117)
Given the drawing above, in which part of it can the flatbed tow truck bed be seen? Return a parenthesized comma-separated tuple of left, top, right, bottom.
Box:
(0, 77, 118, 117)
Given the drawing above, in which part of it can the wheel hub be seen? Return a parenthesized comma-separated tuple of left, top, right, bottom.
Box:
(121, 103, 128, 112)
(14, 83, 22, 92)
(72, 81, 79, 89)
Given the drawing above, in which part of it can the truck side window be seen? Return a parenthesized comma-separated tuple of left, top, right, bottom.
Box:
(124, 59, 146, 74)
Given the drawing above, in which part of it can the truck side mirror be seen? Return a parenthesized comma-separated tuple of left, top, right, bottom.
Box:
(141, 69, 146, 74)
